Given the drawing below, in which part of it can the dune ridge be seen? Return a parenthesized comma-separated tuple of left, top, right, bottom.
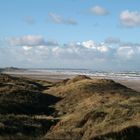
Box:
(0, 74, 140, 140)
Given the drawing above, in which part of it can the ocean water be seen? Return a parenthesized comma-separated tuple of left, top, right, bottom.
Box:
(27, 68, 140, 80)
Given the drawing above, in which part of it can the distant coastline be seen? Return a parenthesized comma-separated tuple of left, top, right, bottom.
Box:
(2, 67, 140, 80)
(1, 67, 140, 92)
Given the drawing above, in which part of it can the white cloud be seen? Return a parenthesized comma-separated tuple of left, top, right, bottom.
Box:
(97, 45, 109, 53)
(82, 40, 109, 53)
(117, 46, 135, 59)
(48, 12, 77, 25)
(9, 35, 58, 46)
(120, 10, 140, 27)
(1, 36, 140, 70)
(22, 46, 32, 51)
(90, 6, 109, 16)
(82, 40, 96, 49)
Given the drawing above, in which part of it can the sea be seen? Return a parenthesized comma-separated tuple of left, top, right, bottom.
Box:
(26, 68, 140, 80)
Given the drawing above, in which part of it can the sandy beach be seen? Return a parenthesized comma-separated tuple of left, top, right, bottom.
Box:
(4, 71, 140, 92)
(1, 71, 140, 140)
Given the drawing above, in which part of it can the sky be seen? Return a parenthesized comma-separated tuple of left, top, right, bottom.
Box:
(0, 0, 140, 71)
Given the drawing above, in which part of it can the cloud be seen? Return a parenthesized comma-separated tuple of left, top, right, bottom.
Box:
(117, 46, 135, 59)
(104, 37, 140, 48)
(90, 6, 109, 16)
(82, 40, 109, 53)
(1, 36, 140, 70)
(9, 35, 58, 46)
(120, 10, 140, 27)
(82, 40, 97, 49)
(22, 46, 32, 51)
(48, 12, 77, 25)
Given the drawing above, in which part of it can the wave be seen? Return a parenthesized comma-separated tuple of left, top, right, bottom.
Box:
(27, 69, 140, 80)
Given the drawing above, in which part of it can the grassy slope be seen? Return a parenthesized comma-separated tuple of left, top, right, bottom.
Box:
(0, 74, 60, 139)
(44, 75, 140, 140)
(0, 74, 140, 140)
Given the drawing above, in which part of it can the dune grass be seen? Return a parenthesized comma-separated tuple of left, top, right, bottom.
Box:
(0, 74, 140, 140)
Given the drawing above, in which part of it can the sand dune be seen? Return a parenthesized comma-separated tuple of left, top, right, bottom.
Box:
(0, 74, 140, 139)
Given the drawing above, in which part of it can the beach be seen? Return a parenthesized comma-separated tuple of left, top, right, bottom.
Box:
(1, 70, 140, 139)
(4, 69, 140, 92)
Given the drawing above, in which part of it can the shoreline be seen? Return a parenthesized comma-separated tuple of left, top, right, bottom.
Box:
(3, 71, 140, 92)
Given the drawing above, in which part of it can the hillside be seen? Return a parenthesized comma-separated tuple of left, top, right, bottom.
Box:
(0, 74, 140, 140)
(44, 75, 140, 140)
(0, 74, 60, 139)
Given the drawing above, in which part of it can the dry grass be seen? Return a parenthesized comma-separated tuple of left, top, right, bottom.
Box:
(0, 74, 140, 140)
(0, 74, 60, 139)
(44, 75, 140, 140)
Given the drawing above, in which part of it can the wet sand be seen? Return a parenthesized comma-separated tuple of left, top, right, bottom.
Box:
(4, 71, 140, 92)
(115, 79, 140, 92)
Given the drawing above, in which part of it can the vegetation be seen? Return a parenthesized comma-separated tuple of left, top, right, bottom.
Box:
(0, 74, 140, 140)
(0, 74, 60, 139)
(44, 75, 140, 140)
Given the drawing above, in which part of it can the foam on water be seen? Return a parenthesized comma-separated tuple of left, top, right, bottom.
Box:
(27, 69, 140, 80)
